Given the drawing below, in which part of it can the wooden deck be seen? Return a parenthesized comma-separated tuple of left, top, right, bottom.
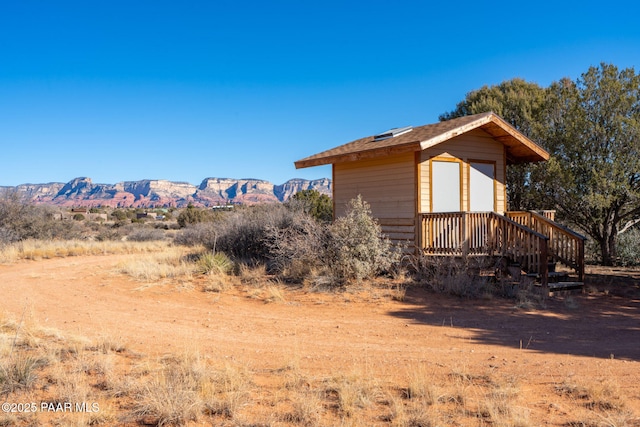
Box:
(419, 211, 586, 289)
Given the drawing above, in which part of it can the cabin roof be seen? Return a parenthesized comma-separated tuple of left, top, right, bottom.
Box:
(294, 112, 550, 169)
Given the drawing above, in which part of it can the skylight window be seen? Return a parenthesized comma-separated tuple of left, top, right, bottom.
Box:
(373, 126, 413, 141)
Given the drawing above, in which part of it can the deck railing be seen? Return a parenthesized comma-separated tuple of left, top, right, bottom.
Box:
(420, 212, 549, 286)
(506, 211, 586, 281)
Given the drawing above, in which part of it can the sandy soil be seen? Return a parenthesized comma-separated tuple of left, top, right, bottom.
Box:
(1, 254, 639, 425)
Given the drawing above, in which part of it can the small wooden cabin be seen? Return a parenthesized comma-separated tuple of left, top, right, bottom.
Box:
(295, 112, 585, 289)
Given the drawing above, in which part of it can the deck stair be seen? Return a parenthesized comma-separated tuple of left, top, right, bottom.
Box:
(506, 211, 586, 293)
(420, 211, 586, 294)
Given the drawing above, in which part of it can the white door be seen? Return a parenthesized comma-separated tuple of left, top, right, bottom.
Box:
(469, 162, 495, 212)
(431, 160, 461, 212)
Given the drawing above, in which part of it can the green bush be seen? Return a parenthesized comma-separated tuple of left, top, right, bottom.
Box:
(290, 189, 333, 223)
(110, 209, 128, 221)
(617, 228, 640, 266)
(177, 204, 218, 228)
(196, 252, 234, 275)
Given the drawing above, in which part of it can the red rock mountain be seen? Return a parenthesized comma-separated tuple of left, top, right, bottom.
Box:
(1, 177, 332, 208)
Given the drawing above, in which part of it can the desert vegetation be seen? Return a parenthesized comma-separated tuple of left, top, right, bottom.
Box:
(2, 308, 637, 426)
(175, 195, 400, 288)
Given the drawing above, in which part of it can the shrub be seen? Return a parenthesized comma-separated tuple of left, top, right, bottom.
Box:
(616, 228, 640, 267)
(127, 228, 167, 242)
(264, 208, 329, 280)
(196, 252, 234, 275)
(174, 222, 218, 247)
(0, 191, 84, 242)
(407, 253, 497, 298)
(96, 227, 125, 241)
(0, 227, 20, 246)
(111, 209, 128, 221)
(177, 204, 218, 228)
(179, 204, 303, 264)
(290, 189, 333, 223)
(326, 196, 399, 283)
(176, 197, 401, 286)
(267, 196, 399, 285)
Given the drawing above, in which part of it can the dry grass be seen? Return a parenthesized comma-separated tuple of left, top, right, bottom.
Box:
(116, 246, 196, 282)
(0, 310, 636, 426)
(238, 262, 268, 286)
(263, 282, 287, 303)
(0, 239, 171, 264)
(282, 388, 324, 426)
(132, 357, 204, 426)
(402, 362, 439, 404)
(202, 274, 234, 293)
(556, 377, 629, 414)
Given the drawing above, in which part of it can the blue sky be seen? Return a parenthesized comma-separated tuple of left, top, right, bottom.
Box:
(1, 1, 639, 186)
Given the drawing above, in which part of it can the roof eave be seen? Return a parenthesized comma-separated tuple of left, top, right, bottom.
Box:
(418, 113, 550, 164)
(294, 141, 422, 169)
(484, 115, 550, 163)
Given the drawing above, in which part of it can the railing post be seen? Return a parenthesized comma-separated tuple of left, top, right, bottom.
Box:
(416, 215, 422, 255)
(578, 238, 585, 282)
(462, 212, 469, 256)
(540, 238, 549, 292)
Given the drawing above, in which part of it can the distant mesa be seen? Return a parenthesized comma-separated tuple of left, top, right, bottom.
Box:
(0, 177, 332, 208)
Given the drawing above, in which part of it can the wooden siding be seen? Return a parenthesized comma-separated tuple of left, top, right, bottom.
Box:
(419, 129, 506, 213)
(333, 153, 416, 244)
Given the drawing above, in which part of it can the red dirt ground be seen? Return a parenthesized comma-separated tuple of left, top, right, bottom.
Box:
(1, 255, 639, 425)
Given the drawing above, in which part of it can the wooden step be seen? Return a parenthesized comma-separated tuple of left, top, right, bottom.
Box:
(537, 282, 584, 291)
(525, 271, 569, 282)
(549, 271, 569, 282)
(549, 281, 584, 291)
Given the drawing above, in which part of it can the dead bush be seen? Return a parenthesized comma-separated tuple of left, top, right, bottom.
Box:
(127, 228, 167, 242)
(264, 209, 329, 281)
(407, 253, 494, 298)
(0, 191, 84, 243)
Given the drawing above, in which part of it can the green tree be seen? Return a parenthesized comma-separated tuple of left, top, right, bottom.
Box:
(177, 204, 215, 228)
(440, 78, 549, 210)
(290, 189, 333, 223)
(442, 63, 640, 265)
(111, 209, 128, 221)
(542, 64, 640, 265)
